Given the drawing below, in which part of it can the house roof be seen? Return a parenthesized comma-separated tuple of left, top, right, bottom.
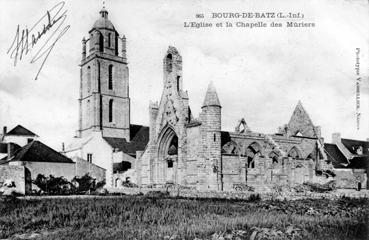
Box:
(0, 141, 74, 164)
(324, 143, 368, 169)
(341, 138, 369, 155)
(324, 143, 348, 168)
(103, 124, 149, 157)
(5, 125, 38, 137)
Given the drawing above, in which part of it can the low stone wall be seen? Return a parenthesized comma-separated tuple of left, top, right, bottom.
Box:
(107, 186, 369, 200)
(0, 165, 25, 195)
(335, 169, 367, 189)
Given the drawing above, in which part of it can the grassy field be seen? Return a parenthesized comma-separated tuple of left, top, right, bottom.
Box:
(0, 195, 368, 240)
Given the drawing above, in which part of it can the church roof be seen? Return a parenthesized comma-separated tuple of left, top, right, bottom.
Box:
(5, 125, 38, 137)
(202, 81, 221, 107)
(92, 7, 115, 31)
(103, 124, 149, 157)
(0, 141, 74, 164)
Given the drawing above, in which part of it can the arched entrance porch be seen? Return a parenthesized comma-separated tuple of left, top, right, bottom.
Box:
(157, 126, 179, 184)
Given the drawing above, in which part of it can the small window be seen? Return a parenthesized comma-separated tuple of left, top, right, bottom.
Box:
(108, 33, 111, 48)
(99, 33, 104, 52)
(247, 157, 255, 168)
(87, 153, 93, 163)
(27, 138, 33, 143)
(87, 66, 91, 92)
(177, 76, 180, 92)
(167, 160, 173, 168)
(108, 65, 113, 90)
(109, 99, 113, 122)
(166, 54, 172, 72)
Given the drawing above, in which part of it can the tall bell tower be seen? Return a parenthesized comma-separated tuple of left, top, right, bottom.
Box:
(78, 7, 130, 140)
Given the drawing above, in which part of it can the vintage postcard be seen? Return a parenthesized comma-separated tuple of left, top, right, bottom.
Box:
(0, 0, 368, 239)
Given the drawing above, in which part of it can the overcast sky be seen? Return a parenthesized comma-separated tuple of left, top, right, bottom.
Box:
(0, 0, 368, 150)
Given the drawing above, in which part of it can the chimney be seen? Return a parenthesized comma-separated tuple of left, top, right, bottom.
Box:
(3, 126, 7, 135)
(7, 142, 11, 160)
(62, 142, 65, 152)
(314, 126, 321, 138)
(332, 132, 341, 143)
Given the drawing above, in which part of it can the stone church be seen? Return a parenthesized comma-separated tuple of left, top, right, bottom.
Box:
(65, 7, 333, 190)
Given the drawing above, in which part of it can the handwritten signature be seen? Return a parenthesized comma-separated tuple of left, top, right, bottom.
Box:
(7, 1, 70, 80)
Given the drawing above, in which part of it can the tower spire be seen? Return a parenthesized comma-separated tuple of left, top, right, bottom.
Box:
(202, 81, 221, 108)
(100, 1, 108, 19)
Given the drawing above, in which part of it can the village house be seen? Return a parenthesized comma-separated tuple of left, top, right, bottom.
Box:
(0, 125, 105, 194)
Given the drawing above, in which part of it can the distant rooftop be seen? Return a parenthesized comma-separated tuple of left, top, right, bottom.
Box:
(0, 140, 73, 164)
(5, 125, 38, 137)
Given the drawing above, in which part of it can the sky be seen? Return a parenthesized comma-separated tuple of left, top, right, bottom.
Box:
(0, 0, 368, 150)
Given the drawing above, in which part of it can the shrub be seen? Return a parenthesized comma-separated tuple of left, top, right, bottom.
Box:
(145, 190, 170, 198)
(122, 182, 138, 188)
(72, 174, 105, 194)
(32, 174, 105, 195)
(32, 174, 72, 195)
(303, 180, 336, 193)
(233, 183, 255, 192)
(247, 193, 261, 202)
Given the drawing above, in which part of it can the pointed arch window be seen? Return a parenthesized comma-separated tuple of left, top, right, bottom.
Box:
(288, 146, 301, 159)
(87, 66, 91, 92)
(108, 65, 113, 90)
(109, 99, 113, 122)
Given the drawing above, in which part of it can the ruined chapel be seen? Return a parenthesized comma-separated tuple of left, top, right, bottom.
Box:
(64, 7, 336, 191)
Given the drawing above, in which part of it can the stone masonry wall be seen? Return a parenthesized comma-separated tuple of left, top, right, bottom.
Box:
(0, 165, 25, 194)
(221, 154, 315, 191)
(74, 157, 106, 182)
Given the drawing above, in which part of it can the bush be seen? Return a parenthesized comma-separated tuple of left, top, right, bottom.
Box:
(32, 174, 106, 195)
(303, 180, 336, 193)
(233, 183, 255, 192)
(145, 191, 170, 198)
(72, 174, 106, 194)
(247, 193, 261, 202)
(122, 182, 138, 188)
(32, 174, 72, 195)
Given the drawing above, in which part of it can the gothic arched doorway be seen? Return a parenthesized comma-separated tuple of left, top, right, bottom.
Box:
(157, 126, 178, 184)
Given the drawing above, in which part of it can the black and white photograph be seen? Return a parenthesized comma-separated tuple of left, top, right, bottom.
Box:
(0, 0, 368, 239)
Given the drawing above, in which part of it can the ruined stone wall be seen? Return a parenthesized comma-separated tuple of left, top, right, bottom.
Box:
(221, 155, 247, 190)
(137, 147, 151, 185)
(185, 125, 202, 186)
(221, 154, 315, 191)
(286, 102, 317, 138)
